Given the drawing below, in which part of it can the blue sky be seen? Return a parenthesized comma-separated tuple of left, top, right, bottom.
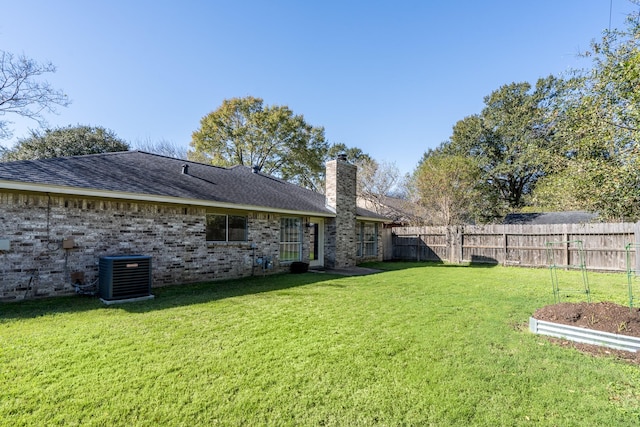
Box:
(1, 1, 638, 176)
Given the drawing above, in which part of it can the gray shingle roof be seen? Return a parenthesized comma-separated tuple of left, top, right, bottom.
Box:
(503, 211, 598, 225)
(0, 151, 385, 219)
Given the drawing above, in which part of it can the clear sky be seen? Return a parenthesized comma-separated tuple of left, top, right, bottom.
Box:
(1, 1, 638, 176)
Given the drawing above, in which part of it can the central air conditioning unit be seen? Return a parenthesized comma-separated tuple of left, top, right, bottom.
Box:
(99, 255, 153, 303)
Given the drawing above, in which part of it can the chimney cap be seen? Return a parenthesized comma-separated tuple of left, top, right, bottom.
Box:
(337, 153, 348, 162)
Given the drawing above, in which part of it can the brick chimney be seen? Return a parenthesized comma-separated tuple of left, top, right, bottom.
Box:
(325, 154, 357, 268)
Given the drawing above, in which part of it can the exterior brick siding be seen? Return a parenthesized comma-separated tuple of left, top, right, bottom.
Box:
(0, 192, 306, 301)
(325, 158, 357, 268)
(0, 156, 385, 301)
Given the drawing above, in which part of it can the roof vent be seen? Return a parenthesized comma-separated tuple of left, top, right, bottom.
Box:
(182, 164, 189, 175)
(252, 164, 261, 173)
(337, 153, 348, 161)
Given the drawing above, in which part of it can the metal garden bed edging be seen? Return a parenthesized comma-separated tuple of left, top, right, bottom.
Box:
(529, 317, 640, 352)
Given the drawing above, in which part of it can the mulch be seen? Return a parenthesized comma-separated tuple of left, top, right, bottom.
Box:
(532, 301, 640, 364)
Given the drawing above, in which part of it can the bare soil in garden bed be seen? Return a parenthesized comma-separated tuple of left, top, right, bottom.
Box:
(533, 302, 640, 364)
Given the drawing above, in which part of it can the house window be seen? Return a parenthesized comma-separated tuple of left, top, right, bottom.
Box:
(280, 217, 302, 262)
(228, 215, 248, 241)
(357, 222, 378, 257)
(206, 214, 247, 242)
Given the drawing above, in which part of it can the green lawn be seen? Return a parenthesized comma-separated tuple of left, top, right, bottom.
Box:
(1, 262, 639, 426)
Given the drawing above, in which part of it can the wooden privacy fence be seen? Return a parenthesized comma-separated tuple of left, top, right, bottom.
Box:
(390, 222, 640, 272)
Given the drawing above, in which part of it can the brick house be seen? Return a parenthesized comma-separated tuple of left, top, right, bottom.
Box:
(0, 151, 387, 301)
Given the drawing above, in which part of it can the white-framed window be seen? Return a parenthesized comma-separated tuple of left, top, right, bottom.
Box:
(206, 214, 247, 242)
(280, 217, 302, 262)
(357, 222, 378, 257)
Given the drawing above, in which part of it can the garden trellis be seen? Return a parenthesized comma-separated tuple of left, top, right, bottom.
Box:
(545, 240, 590, 303)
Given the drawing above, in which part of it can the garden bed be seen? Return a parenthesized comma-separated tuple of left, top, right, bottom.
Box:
(532, 301, 640, 364)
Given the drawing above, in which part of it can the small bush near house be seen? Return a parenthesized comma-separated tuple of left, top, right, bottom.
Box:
(289, 261, 309, 273)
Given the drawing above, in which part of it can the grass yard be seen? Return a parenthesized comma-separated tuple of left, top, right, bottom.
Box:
(1, 262, 640, 426)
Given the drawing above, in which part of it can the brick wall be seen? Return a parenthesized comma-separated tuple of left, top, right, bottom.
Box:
(1, 154, 385, 301)
(325, 157, 357, 268)
(0, 192, 296, 301)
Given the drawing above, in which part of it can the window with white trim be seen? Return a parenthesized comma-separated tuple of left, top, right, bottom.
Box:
(206, 214, 247, 242)
(280, 217, 302, 262)
(357, 222, 378, 257)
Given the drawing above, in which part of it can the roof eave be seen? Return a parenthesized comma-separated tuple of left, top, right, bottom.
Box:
(356, 214, 390, 223)
(0, 180, 336, 218)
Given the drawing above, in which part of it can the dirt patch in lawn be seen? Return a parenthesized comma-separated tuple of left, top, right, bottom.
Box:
(533, 301, 640, 364)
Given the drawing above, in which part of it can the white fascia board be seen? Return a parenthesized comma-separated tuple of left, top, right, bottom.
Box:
(0, 180, 335, 218)
(324, 204, 336, 214)
(356, 215, 389, 223)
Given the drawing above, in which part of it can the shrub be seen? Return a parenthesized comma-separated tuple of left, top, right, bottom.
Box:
(289, 261, 309, 274)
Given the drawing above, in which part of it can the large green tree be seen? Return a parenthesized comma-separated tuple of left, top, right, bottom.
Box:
(533, 10, 640, 220)
(1, 125, 129, 161)
(413, 151, 483, 226)
(446, 76, 561, 212)
(307, 142, 372, 195)
(0, 50, 70, 140)
(190, 97, 329, 190)
(326, 142, 370, 165)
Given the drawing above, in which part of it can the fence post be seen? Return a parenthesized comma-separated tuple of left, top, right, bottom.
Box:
(449, 226, 463, 264)
(447, 227, 451, 263)
(635, 222, 640, 274)
(382, 228, 393, 261)
(446, 226, 454, 263)
(503, 232, 508, 266)
(458, 226, 464, 263)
